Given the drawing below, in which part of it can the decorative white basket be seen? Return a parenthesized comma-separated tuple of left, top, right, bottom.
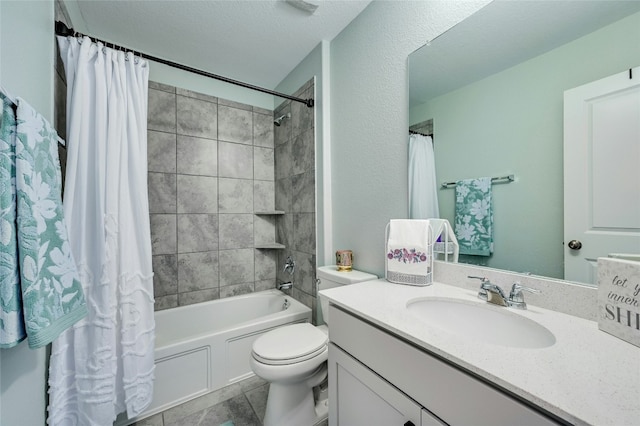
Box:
(385, 221, 434, 286)
(430, 219, 459, 263)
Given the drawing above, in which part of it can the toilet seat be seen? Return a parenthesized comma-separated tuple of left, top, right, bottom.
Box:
(252, 323, 328, 366)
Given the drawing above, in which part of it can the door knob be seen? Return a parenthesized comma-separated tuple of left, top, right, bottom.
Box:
(568, 240, 582, 250)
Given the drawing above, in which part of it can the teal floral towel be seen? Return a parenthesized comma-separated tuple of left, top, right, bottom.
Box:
(0, 94, 23, 347)
(0, 93, 87, 349)
(454, 177, 493, 256)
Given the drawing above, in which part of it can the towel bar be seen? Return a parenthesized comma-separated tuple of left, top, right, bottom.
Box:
(441, 174, 514, 189)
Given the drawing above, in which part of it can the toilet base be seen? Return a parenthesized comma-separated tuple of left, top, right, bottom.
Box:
(263, 364, 328, 426)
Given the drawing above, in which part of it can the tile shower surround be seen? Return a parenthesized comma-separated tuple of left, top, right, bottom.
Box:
(148, 79, 317, 314)
(274, 79, 317, 320)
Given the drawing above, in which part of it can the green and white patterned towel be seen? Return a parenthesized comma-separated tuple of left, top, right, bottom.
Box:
(0, 93, 23, 347)
(454, 177, 494, 256)
(0, 93, 86, 349)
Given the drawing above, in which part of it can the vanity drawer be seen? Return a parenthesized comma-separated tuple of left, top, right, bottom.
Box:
(329, 305, 561, 426)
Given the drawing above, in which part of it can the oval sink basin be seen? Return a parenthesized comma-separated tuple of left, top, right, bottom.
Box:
(406, 298, 555, 349)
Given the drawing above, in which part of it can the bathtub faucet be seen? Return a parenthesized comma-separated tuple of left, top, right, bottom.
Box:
(278, 281, 293, 291)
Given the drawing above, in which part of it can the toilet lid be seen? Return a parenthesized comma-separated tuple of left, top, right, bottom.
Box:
(252, 323, 328, 364)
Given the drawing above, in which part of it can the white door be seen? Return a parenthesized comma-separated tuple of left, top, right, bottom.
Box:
(564, 66, 640, 284)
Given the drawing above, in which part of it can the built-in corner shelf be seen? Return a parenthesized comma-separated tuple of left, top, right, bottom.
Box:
(254, 211, 285, 249)
(255, 243, 286, 250)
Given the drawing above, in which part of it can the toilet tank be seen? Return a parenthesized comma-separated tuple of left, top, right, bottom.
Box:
(317, 265, 377, 325)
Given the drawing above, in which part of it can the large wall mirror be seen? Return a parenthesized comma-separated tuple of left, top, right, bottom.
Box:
(409, 1, 640, 286)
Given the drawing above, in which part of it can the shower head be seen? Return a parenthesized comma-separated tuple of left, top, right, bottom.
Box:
(274, 113, 291, 127)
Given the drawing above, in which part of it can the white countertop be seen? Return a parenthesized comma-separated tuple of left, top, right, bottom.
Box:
(320, 279, 640, 426)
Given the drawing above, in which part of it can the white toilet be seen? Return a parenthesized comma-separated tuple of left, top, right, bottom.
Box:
(250, 266, 377, 426)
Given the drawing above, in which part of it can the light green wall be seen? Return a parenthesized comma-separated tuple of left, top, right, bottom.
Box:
(410, 11, 640, 278)
(0, 2, 54, 424)
(1, 1, 54, 119)
(329, 1, 489, 277)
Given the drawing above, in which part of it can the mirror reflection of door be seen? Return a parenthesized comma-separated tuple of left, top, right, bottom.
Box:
(563, 66, 640, 284)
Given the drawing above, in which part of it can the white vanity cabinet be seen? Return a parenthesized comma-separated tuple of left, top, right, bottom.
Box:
(327, 305, 562, 426)
(330, 343, 444, 426)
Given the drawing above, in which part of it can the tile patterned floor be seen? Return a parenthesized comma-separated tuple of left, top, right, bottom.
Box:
(133, 375, 268, 426)
(131, 375, 329, 426)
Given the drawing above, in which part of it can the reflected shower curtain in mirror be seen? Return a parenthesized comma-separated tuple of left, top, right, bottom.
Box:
(48, 36, 155, 425)
(408, 134, 439, 219)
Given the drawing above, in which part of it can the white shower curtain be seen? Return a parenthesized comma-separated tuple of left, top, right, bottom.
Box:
(408, 133, 439, 219)
(48, 36, 155, 425)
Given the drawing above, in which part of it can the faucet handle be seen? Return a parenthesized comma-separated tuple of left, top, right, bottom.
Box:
(283, 256, 295, 275)
(510, 282, 541, 295)
(509, 282, 540, 309)
(468, 276, 489, 300)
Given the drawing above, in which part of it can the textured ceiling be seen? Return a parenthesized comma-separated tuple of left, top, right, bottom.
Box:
(74, 0, 371, 89)
(409, 0, 640, 106)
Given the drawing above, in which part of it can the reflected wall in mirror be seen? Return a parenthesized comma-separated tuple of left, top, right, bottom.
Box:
(409, 1, 640, 285)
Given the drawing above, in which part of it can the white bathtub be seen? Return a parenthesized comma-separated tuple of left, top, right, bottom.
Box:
(130, 290, 311, 422)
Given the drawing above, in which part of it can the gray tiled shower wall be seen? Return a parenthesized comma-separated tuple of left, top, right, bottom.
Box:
(148, 79, 317, 314)
(148, 81, 279, 310)
(273, 79, 318, 321)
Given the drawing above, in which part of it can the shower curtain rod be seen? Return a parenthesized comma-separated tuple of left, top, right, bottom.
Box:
(54, 21, 315, 108)
(409, 130, 433, 137)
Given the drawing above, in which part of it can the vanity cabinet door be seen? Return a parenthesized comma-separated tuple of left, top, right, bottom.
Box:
(328, 343, 432, 426)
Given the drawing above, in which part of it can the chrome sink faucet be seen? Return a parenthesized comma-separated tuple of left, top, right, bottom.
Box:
(468, 276, 540, 309)
(481, 281, 509, 306)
